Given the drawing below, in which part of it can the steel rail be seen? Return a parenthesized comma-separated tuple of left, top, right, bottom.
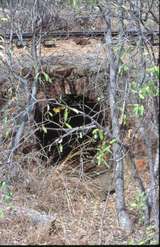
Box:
(1, 30, 159, 40)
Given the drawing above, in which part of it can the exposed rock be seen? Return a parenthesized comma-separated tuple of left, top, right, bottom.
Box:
(43, 40, 56, 48)
(15, 40, 28, 48)
(73, 38, 91, 46)
(0, 204, 57, 226)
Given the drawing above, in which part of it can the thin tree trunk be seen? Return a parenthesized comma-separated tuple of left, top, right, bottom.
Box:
(128, 149, 151, 224)
(100, 4, 132, 231)
(140, 127, 159, 233)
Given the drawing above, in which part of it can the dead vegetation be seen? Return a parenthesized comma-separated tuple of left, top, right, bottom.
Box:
(0, 147, 156, 245)
(0, 0, 159, 245)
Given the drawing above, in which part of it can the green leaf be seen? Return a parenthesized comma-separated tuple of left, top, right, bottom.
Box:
(147, 81, 159, 96)
(92, 128, 99, 134)
(35, 72, 40, 80)
(139, 85, 150, 99)
(97, 158, 101, 166)
(4, 191, 13, 203)
(42, 125, 47, 133)
(147, 66, 160, 79)
(59, 144, 63, 153)
(92, 129, 104, 141)
(133, 104, 144, 117)
(130, 202, 138, 208)
(109, 139, 117, 144)
(118, 63, 129, 76)
(138, 105, 144, 116)
(5, 129, 11, 138)
(93, 133, 98, 139)
(0, 181, 6, 189)
(69, 0, 80, 8)
(64, 108, 69, 122)
(99, 130, 104, 141)
(131, 81, 138, 93)
(65, 123, 72, 129)
(0, 209, 4, 219)
(139, 91, 145, 99)
(42, 72, 52, 83)
(103, 145, 112, 153)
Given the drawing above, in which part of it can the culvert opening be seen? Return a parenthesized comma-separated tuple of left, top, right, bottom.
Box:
(34, 94, 107, 165)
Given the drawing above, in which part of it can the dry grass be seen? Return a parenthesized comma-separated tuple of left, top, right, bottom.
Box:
(0, 147, 157, 245)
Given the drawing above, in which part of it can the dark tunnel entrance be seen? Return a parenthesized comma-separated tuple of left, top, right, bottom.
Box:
(34, 94, 106, 164)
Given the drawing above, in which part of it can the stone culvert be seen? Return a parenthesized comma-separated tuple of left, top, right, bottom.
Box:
(16, 40, 111, 168)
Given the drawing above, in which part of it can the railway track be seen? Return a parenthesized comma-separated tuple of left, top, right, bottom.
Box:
(1, 30, 159, 40)
(0, 30, 159, 48)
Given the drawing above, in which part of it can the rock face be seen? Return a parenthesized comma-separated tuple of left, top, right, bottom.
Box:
(34, 94, 105, 164)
